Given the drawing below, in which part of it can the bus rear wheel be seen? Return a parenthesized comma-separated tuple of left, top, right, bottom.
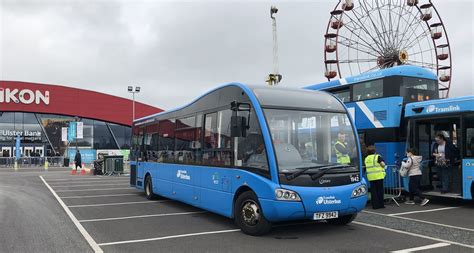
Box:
(327, 213, 357, 225)
(144, 175, 158, 200)
(234, 191, 272, 236)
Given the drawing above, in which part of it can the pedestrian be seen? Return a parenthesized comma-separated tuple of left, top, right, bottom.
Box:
(432, 133, 459, 194)
(74, 149, 82, 170)
(365, 145, 386, 209)
(401, 148, 429, 206)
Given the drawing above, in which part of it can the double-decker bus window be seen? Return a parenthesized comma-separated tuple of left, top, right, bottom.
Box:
(236, 109, 269, 176)
(465, 114, 474, 157)
(353, 79, 383, 101)
(333, 89, 350, 102)
(400, 77, 439, 103)
(203, 110, 233, 166)
(175, 116, 196, 164)
(158, 119, 175, 163)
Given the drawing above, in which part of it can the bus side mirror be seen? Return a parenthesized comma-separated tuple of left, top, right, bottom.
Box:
(231, 115, 247, 137)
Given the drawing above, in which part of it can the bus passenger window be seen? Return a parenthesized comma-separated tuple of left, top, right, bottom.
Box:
(353, 79, 383, 101)
(236, 110, 269, 175)
(175, 116, 196, 164)
(145, 124, 159, 162)
(203, 110, 233, 167)
(465, 114, 474, 157)
(158, 119, 175, 163)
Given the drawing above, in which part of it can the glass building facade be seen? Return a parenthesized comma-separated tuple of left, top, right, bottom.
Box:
(0, 112, 131, 160)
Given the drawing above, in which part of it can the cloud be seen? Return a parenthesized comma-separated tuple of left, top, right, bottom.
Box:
(1, 0, 472, 110)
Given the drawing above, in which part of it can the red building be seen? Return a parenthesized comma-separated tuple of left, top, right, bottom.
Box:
(0, 81, 162, 161)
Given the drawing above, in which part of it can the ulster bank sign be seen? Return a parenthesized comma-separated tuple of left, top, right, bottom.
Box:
(0, 88, 50, 105)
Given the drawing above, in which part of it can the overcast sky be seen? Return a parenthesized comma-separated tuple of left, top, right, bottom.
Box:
(1, 0, 473, 110)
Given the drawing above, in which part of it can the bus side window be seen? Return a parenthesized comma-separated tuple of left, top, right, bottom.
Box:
(236, 109, 270, 177)
(465, 114, 474, 157)
(158, 119, 175, 163)
(145, 123, 159, 162)
(175, 116, 196, 164)
(203, 110, 233, 166)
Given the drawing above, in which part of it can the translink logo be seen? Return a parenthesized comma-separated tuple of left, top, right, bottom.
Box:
(426, 104, 460, 114)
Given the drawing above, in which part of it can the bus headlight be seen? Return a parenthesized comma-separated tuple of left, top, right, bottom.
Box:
(352, 185, 367, 198)
(275, 189, 301, 201)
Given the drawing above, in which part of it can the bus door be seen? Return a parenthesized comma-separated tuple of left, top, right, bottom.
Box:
(413, 116, 462, 196)
(462, 113, 474, 200)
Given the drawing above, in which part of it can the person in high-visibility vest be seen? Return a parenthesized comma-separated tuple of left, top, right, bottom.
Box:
(365, 145, 386, 209)
(334, 132, 351, 165)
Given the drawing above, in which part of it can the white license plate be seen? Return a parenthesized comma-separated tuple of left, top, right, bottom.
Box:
(313, 211, 339, 220)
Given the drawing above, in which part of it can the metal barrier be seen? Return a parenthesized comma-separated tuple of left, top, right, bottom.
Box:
(0, 156, 65, 168)
(383, 165, 403, 206)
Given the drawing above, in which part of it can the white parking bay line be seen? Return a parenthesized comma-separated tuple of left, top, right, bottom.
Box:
(39, 176, 103, 253)
(388, 207, 460, 216)
(61, 193, 140, 199)
(98, 229, 241, 247)
(53, 183, 127, 188)
(68, 200, 170, 208)
(362, 210, 474, 232)
(45, 177, 126, 182)
(56, 188, 132, 192)
(49, 180, 129, 186)
(391, 243, 451, 253)
(353, 221, 474, 250)
(79, 211, 207, 222)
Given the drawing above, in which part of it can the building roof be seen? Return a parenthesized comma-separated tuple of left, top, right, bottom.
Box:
(0, 81, 162, 126)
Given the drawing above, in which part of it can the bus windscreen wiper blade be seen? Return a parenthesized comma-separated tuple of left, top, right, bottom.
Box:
(285, 165, 326, 181)
(310, 165, 354, 181)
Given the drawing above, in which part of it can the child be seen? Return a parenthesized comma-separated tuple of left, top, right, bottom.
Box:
(401, 148, 429, 206)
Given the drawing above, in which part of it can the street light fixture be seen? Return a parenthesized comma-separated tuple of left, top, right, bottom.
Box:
(128, 86, 141, 122)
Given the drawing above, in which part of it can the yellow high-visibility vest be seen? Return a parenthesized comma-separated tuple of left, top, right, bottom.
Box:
(365, 154, 386, 181)
(335, 141, 351, 165)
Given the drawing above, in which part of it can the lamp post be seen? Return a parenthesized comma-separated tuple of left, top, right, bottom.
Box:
(128, 86, 141, 122)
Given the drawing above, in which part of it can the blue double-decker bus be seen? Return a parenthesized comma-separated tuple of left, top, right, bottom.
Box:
(405, 96, 474, 200)
(305, 65, 439, 166)
(130, 84, 367, 235)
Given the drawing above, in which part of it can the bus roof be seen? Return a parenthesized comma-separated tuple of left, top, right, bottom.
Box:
(304, 65, 437, 91)
(405, 96, 474, 118)
(134, 83, 345, 124)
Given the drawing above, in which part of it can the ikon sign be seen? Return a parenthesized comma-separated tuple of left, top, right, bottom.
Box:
(0, 88, 50, 105)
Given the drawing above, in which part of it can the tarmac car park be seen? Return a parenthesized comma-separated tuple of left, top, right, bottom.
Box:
(1, 168, 473, 253)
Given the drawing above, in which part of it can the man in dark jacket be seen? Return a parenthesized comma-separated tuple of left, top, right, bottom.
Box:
(74, 149, 82, 170)
(432, 133, 459, 193)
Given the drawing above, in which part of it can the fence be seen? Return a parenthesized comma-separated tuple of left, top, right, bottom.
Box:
(0, 156, 65, 168)
(383, 164, 404, 206)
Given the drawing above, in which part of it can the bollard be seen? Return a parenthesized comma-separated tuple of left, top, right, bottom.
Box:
(14, 160, 18, 171)
(45, 161, 49, 171)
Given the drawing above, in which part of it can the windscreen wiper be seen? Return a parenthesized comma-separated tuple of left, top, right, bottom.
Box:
(284, 165, 326, 181)
(310, 165, 355, 181)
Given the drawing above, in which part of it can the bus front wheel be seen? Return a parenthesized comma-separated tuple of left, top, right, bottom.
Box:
(327, 213, 357, 225)
(234, 191, 272, 236)
(144, 175, 158, 200)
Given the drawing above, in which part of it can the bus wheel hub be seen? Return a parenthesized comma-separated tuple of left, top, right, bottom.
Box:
(242, 201, 260, 225)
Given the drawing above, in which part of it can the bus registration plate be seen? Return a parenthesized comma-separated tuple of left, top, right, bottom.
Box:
(313, 211, 338, 220)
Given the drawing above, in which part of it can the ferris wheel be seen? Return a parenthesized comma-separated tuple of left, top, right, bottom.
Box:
(324, 0, 452, 98)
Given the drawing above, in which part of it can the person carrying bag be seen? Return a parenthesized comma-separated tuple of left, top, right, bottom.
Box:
(401, 148, 429, 206)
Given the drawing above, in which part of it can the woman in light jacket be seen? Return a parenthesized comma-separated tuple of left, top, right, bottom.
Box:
(401, 148, 429, 206)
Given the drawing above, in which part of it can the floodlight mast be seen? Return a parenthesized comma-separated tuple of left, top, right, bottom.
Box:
(266, 6, 282, 86)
